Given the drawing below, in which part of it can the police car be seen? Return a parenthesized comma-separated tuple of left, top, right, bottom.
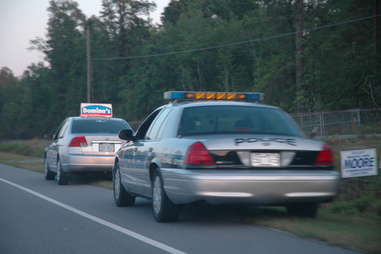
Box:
(113, 92, 339, 222)
(44, 104, 132, 185)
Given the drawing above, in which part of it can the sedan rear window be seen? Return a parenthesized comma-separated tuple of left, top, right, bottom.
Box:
(178, 106, 303, 137)
(71, 119, 131, 134)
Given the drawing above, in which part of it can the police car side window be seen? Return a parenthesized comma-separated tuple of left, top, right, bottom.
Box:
(135, 109, 161, 140)
(145, 109, 170, 140)
(155, 109, 173, 140)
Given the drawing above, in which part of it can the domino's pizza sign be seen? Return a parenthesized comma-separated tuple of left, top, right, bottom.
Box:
(80, 103, 112, 118)
(341, 149, 378, 178)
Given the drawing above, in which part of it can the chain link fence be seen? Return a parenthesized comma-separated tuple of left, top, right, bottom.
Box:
(292, 108, 381, 137)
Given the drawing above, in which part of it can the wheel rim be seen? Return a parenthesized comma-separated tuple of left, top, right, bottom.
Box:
(44, 160, 48, 177)
(56, 162, 61, 182)
(114, 167, 120, 199)
(153, 177, 162, 215)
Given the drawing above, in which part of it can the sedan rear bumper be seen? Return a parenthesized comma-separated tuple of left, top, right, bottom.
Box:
(160, 168, 340, 205)
(61, 153, 115, 172)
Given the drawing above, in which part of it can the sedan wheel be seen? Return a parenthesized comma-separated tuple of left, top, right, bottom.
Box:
(55, 159, 68, 185)
(113, 163, 135, 207)
(152, 173, 179, 222)
(44, 158, 55, 180)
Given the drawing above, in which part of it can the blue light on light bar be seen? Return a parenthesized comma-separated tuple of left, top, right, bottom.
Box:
(163, 91, 264, 102)
(164, 91, 186, 100)
(245, 93, 263, 101)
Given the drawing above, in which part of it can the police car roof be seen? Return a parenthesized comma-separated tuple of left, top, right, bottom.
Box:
(167, 100, 278, 110)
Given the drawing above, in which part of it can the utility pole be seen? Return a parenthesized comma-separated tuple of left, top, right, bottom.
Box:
(295, 0, 305, 113)
(86, 20, 92, 103)
(375, 0, 380, 53)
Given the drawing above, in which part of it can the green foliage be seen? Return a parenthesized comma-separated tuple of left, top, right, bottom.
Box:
(329, 201, 359, 215)
(371, 199, 381, 216)
(0, 0, 380, 138)
(0, 139, 47, 157)
(328, 195, 381, 216)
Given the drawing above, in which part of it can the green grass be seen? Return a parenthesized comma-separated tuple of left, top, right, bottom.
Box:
(250, 207, 381, 254)
(0, 152, 44, 172)
(0, 139, 48, 157)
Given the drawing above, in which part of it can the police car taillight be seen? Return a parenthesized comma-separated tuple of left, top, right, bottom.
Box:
(315, 144, 333, 166)
(69, 136, 88, 147)
(185, 142, 215, 165)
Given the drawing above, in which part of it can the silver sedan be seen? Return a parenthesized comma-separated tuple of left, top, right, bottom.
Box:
(113, 92, 340, 222)
(44, 117, 131, 185)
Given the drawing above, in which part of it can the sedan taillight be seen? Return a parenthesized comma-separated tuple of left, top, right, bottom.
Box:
(185, 142, 215, 165)
(315, 144, 334, 166)
(69, 136, 88, 147)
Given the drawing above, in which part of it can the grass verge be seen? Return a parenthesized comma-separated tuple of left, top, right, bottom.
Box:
(0, 152, 44, 173)
(249, 207, 381, 254)
(0, 139, 48, 157)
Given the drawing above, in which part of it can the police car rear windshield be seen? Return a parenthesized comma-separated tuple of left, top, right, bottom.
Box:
(72, 119, 131, 134)
(178, 106, 303, 137)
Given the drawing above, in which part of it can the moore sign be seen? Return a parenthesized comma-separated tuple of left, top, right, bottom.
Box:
(341, 149, 378, 178)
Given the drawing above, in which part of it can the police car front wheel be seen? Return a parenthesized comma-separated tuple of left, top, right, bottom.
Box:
(113, 163, 135, 207)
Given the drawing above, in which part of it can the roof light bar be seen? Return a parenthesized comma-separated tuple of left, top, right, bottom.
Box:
(164, 91, 264, 102)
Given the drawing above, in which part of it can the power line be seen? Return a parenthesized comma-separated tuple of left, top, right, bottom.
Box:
(93, 14, 381, 61)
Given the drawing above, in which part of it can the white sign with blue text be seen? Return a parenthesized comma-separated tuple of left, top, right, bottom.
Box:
(341, 149, 378, 178)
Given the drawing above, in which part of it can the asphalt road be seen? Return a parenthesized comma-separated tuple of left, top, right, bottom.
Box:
(0, 164, 361, 254)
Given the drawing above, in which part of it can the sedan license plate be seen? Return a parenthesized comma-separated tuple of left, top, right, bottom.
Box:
(99, 143, 114, 153)
(251, 153, 280, 167)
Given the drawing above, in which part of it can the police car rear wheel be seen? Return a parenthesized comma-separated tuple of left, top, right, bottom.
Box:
(152, 172, 179, 222)
(113, 163, 135, 207)
(286, 203, 318, 218)
(44, 158, 55, 180)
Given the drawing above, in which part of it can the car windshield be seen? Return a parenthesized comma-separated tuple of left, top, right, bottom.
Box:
(71, 119, 131, 134)
(178, 106, 303, 137)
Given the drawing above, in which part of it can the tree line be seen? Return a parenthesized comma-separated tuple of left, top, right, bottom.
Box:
(0, 0, 380, 139)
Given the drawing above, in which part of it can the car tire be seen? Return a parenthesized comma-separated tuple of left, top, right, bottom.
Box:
(44, 158, 55, 180)
(286, 203, 318, 218)
(56, 159, 69, 185)
(113, 163, 135, 207)
(152, 171, 180, 222)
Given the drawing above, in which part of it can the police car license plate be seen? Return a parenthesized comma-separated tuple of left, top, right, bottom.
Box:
(251, 153, 280, 167)
(99, 143, 114, 152)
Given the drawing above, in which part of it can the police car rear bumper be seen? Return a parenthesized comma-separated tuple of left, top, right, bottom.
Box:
(161, 168, 340, 205)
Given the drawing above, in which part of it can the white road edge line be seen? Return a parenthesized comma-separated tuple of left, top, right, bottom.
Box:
(0, 177, 187, 254)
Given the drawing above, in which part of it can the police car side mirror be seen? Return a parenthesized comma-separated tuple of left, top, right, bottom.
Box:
(119, 129, 135, 141)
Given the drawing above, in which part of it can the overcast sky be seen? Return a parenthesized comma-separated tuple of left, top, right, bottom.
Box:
(0, 0, 170, 77)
